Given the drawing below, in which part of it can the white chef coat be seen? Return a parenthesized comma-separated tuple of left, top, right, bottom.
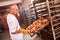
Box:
(7, 14, 24, 40)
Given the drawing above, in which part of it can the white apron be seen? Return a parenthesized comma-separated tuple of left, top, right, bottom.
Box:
(7, 14, 24, 40)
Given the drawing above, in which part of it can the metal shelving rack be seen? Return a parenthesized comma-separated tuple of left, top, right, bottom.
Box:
(29, 0, 53, 40)
(29, 0, 49, 22)
(46, 0, 60, 40)
(29, 0, 60, 40)
(33, 0, 49, 19)
(29, 3, 37, 24)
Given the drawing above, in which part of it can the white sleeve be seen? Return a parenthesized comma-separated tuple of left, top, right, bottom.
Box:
(7, 15, 21, 32)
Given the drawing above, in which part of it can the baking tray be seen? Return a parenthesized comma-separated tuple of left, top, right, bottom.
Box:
(26, 18, 49, 37)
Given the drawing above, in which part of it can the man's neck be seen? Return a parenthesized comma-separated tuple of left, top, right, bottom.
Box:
(9, 13, 16, 15)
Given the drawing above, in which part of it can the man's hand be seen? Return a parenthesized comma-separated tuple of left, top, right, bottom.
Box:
(20, 29, 30, 34)
(11, 29, 30, 34)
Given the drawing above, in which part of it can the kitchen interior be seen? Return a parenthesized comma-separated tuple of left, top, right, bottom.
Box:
(0, 0, 60, 40)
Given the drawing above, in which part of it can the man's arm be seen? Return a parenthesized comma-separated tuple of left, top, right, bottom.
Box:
(11, 29, 29, 34)
(11, 29, 20, 34)
(7, 14, 29, 34)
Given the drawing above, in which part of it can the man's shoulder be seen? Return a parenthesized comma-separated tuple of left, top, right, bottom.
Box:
(7, 14, 16, 20)
(7, 14, 16, 18)
(7, 14, 14, 17)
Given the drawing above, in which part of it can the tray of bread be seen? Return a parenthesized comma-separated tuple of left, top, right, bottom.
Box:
(26, 17, 49, 37)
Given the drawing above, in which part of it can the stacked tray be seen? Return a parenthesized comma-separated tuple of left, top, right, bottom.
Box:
(26, 17, 49, 37)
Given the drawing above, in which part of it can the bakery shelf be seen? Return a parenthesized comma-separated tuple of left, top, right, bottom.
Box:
(41, 29, 52, 35)
(29, 0, 60, 39)
(42, 13, 48, 16)
(37, 10, 48, 14)
(52, 2, 60, 6)
(49, 1, 54, 3)
(55, 27, 60, 32)
(51, 14, 60, 18)
(53, 18, 60, 22)
(36, 4, 46, 7)
(34, 2, 46, 6)
(56, 33, 60, 39)
(31, 14, 36, 15)
(35, 3, 46, 7)
(50, 4, 60, 8)
(53, 22, 60, 27)
(55, 31, 60, 35)
(30, 6, 34, 9)
(36, 6, 47, 10)
(37, 9, 47, 12)
(51, 10, 60, 13)
(30, 10, 35, 12)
